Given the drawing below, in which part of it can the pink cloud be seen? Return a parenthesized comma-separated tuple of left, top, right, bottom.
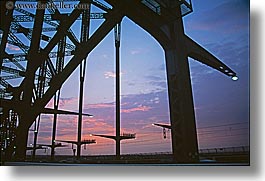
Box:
(46, 97, 78, 109)
(87, 103, 114, 109)
(121, 105, 152, 113)
(59, 97, 78, 107)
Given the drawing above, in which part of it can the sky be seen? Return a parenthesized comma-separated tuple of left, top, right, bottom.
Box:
(1, 0, 250, 156)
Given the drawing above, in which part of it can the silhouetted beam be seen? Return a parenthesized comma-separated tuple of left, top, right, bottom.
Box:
(40, 10, 82, 58)
(106, 0, 165, 25)
(91, 134, 136, 140)
(0, 78, 12, 88)
(107, 0, 171, 49)
(140, 0, 187, 19)
(26, 146, 44, 151)
(37, 143, 67, 148)
(14, 22, 76, 51)
(80, 139, 96, 144)
(11, 26, 57, 33)
(45, 2, 80, 47)
(41, 107, 93, 117)
(152, 123, 171, 129)
(0, 99, 13, 108)
(3, 7, 83, 148)
(1, 65, 51, 82)
(34, 9, 124, 113)
(2, 53, 26, 71)
(46, 58, 56, 76)
(67, 31, 80, 46)
(12, 13, 105, 22)
(12, 4, 83, 108)
(1, 75, 21, 80)
(91, 134, 116, 140)
(15, 2, 46, 161)
(1, 66, 25, 76)
(120, 133, 136, 140)
(14, 7, 81, 48)
(1, 51, 74, 63)
(8, 32, 29, 53)
(0, 36, 29, 51)
(184, 35, 237, 78)
(56, 139, 96, 145)
(91, 0, 111, 12)
(0, 0, 14, 72)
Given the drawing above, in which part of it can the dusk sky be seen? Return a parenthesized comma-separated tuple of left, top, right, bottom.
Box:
(9, 0, 250, 156)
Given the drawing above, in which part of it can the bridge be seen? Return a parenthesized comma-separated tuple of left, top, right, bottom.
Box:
(0, 0, 240, 164)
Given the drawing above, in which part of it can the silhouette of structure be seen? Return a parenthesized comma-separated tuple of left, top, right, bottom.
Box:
(91, 132, 136, 159)
(0, 0, 237, 163)
(56, 139, 96, 156)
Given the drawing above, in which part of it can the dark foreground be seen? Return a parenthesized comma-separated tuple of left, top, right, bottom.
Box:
(1, 152, 249, 166)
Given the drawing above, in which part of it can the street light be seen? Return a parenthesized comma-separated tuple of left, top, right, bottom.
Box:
(232, 76, 238, 81)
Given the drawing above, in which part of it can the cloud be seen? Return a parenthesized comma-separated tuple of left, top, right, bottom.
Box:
(145, 75, 162, 81)
(150, 97, 160, 104)
(104, 71, 116, 78)
(59, 97, 78, 107)
(101, 54, 109, 59)
(121, 105, 152, 113)
(129, 47, 150, 55)
(130, 49, 141, 55)
(144, 74, 167, 92)
(87, 102, 114, 109)
(104, 71, 124, 78)
(46, 97, 78, 108)
(186, 0, 249, 34)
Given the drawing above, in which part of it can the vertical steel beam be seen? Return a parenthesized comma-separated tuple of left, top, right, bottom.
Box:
(32, 116, 40, 160)
(77, 4, 91, 159)
(165, 5, 198, 163)
(32, 60, 47, 160)
(33, 8, 122, 114)
(15, 1, 45, 161)
(114, 23, 121, 159)
(51, 90, 60, 160)
(51, 35, 66, 161)
(77, 61, 86, 159)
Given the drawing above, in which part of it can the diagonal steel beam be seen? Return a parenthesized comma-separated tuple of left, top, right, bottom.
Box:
(14, 6, 79, 49)
(184, 35, 237, 78)
(1, 50, 74, 63)
(35, 9, 124, 113)
(91, 0, 111, 12)
(12, 3, 83, 100)
(14, 22, 76, 50)
(40, 11, 82, 58)
(41, 108, 93, 117)
(0, 0, 15, 73)
(15, 1, 46, 161)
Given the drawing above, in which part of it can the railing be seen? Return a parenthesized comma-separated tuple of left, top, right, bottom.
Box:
(141, 0, 161, 15)
(121, 133, 136, 138)
(199, 146, 249, 155)
(180, 0, 193, 16)
(141, 0, 193, 17)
